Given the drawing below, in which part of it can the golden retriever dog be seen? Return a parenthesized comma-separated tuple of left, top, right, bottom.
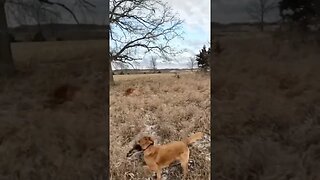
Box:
(127, 132, 204, 180)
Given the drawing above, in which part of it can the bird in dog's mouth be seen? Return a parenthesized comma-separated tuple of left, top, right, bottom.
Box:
(127, 143, 143, 157)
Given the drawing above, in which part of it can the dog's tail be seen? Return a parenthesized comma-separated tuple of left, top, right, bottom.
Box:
(183, 132, 204, 145)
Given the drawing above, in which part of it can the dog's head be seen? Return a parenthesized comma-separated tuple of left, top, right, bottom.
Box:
(126, 136, 155, 157)
(137, 136, 154, 150)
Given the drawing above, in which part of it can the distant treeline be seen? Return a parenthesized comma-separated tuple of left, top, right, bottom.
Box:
(8, 24, 106, 42)
(112, 69, 195, 75)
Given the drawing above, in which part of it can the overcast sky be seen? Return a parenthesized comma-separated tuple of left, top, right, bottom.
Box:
(110, 0, 210, 69)
(6, 0, 280, 69)
(212, 0, 280, 23)
(6, 0, 280, 26)
(138, 0, 210, 69)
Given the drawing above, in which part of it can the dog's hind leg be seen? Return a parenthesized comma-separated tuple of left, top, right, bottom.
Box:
(181, 160, 188, 179)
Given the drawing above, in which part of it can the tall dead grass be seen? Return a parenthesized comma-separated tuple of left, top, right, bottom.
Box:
(110, 73, 211, 179)
(0, 41, 107, 180)
(214, 32, 320, 179)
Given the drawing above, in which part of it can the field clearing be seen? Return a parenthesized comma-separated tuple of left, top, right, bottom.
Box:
(110, 72, 211, 179)
(114, 72, 191, 81)
(2, 31, 320, 179)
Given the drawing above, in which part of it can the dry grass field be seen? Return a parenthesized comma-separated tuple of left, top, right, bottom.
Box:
(110, 73, 211, 179)
(0, 40, 107, 180)
(213, 31, 320, 179)
(2, 30, 320, 180)
(1, 40, 210, 180)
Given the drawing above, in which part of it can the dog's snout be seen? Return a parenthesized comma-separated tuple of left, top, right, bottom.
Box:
(127, 148, 134, 157)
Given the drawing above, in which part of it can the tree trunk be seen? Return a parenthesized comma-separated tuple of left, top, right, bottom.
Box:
(106, 18, 114, 85)
(260, 12, 264, 32)
(108, 58, 114, 85)
(0, 1, 15, 76)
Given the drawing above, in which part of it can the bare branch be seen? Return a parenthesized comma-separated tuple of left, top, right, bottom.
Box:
(246, 0, 277, 31)
(7, 0, 96, 26)
(38, 0, 79, 24)
(79, 0, 96, 8)
(110, 0, 184, 65)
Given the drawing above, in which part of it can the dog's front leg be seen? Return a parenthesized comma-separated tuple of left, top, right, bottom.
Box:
(156, 170, 162, 180)
(143, 165, 159, 179)
(143, 165, 153, 176)
(143, 165, 151, 172)
(144, 163, 161, 180)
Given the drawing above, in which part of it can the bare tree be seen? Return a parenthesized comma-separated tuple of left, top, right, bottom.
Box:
(0, 0, 95, 76)
(113, 61, 128, 70)
(188, 57, 196, 71)
(109, 0, 184, 84)
(149, 56, 157, 73)
(246, 0, 277, 31)
(112, 61, 129, 75)
(32, 2, 61, 36)
(7, 1, 58, 41)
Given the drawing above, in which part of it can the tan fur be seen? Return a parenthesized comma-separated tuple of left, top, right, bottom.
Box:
(134, 132, 204, 180)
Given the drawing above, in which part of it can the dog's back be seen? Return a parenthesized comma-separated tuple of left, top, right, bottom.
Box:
(131, 132, 205, 180)
(151, 132, 204, 168)
(152, 141, 189, 167)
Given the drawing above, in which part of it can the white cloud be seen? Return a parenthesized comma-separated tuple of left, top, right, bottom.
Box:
(164, 0, 210, 35)
(149, 0, 209, 69)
